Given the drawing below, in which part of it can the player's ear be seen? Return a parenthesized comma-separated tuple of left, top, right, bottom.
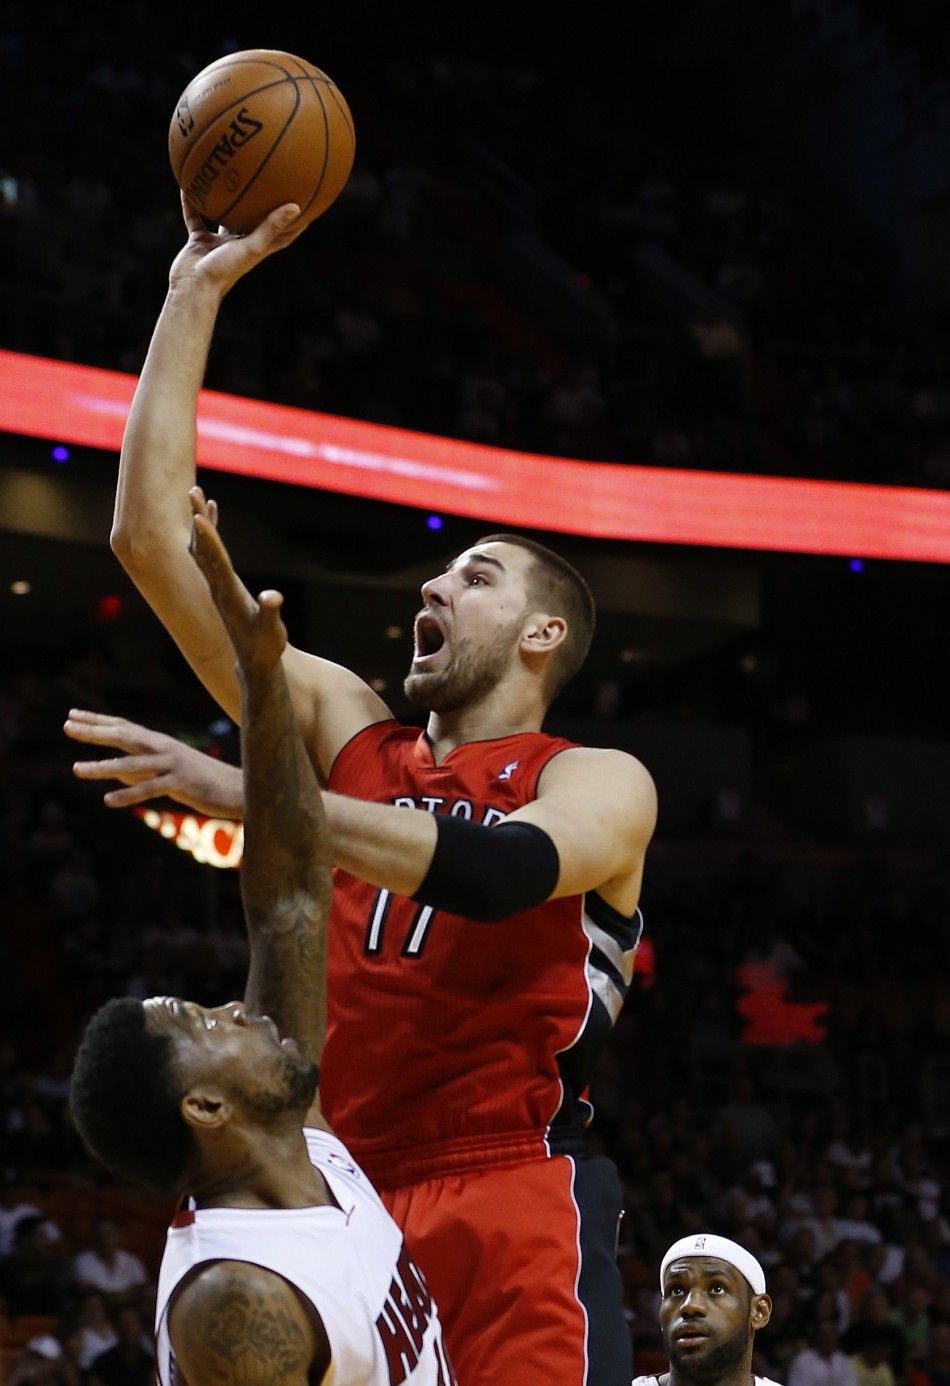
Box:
(180, 1087, 233, 1131)
(750, 1293, 772, 1329)
(520, 612, 567, 653)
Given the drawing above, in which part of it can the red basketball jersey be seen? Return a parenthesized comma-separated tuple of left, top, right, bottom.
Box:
(321, 721, 643, 1189)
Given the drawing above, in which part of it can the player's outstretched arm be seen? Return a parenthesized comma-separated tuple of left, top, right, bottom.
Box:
(111, 196, 301, 721)
(67, 703, 656, 922)
(65, 709, 245, 816)
(168, 1259, 329, 1386)
(320, 745, 657, 921)
(189, 499, 332, 1074)
(112, 195, 390, 777)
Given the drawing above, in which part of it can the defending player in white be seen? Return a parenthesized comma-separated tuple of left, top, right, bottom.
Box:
(69, 497, 456, 1385)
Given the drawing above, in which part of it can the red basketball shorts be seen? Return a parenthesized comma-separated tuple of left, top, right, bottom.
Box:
(382, 1154, 630, 1386)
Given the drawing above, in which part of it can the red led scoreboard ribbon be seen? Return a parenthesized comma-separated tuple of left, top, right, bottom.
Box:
(3, 348, 950, 562)
(134, 807, 243, 868)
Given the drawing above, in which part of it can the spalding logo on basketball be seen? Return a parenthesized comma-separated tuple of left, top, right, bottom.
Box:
(168, 49, 355, 236)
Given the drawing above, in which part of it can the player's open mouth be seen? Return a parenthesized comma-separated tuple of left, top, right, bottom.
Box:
(673, 1331, 710, 1348)
(413, 613, 447, 664)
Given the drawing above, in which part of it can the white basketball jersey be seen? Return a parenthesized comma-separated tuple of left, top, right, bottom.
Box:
(155, 1127, 456, 1385)
(633, 1376, 783, 1386)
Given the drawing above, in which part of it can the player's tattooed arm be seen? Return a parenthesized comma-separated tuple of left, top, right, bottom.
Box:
(169, 1260, 329, 1385)
(239, 665, 332, 1068)
(189, 498, 333, 1072)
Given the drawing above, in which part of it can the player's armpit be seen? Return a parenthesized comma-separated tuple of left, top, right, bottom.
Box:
(510, 747, 658, 906)
(168, 1260, 329, 1385)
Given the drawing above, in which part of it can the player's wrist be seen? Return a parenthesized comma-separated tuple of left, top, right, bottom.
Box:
(191, 761, 244, 818)
(165, 273, 227, 314)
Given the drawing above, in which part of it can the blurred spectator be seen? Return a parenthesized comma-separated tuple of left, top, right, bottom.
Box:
(789, 1319, 862, 1386)
(825, 1112, 872, 1179)
(850, 1327, 898, 1386)
(785, 1226, 823, 1291)
(48, 847, 100, 924)
(922, 1221, 950, 1280)
(86, 1305, 154, 1386)
(27, 802, 73, 868)
(72, 1219, 148, 1310)
(787, 1185, 847, 1262)
(758, 1277, 808, 1380)
(834, 1240, 874, 1316)
(910, 1322, 950, 1386)
(897, 1151, 943, 1226)
(864, 1240, 905, 1289)
(72, 1290, 119, 1370)
(629, 1281, 665, 1360)
(5, 1102, 61, 1175)
(0, 1175, 42, 1255)
(711, 1070, 781, 1163)
(889, 1286, 934, 1367)
(6, 1334, 73, 1386)
(55, 1325, 86, 1386)
(837, 1197, 886, 1250)
(0, 1214, 69, 1316)
(811, 1255, 854, 1333)
(841, 1287, 906, 1379)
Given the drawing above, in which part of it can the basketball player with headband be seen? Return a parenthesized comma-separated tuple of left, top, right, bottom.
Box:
(633, 1233, 781, 1386)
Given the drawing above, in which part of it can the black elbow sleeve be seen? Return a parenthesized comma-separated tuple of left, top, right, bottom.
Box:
(411, 816, 561, 921)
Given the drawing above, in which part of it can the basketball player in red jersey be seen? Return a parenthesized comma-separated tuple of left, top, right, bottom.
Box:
(67, 195, 658, 1385)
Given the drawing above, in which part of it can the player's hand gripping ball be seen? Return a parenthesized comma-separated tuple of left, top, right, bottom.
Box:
(169, 49, 355, 236)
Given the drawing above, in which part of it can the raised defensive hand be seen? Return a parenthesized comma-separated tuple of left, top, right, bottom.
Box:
(188, 487, 288, 676)
(65, 709, 243, 816)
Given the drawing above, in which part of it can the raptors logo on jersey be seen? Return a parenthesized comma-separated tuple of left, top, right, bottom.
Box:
(320, 721, 643, 1189)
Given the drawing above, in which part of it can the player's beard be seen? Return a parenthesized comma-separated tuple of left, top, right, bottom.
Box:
(239, 1052, 320, 1122)
(403, 621, 521, 713)
(667, 1324, 749, 1382)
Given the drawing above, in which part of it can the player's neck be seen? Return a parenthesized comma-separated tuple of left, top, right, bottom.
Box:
(193, 1127, 332, 1211)
(425, 696, 544, 764)
(668, 1365, 755, 1386)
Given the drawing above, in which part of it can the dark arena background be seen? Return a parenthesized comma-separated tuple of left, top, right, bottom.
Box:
(1, 2, 949, 1380)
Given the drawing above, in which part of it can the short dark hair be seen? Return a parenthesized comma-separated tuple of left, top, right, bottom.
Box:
(476, 533, 596, 702)
(70, 997, 195, 1193)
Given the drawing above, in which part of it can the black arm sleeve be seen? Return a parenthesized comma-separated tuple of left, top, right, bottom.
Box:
(410, 815, 561, 921)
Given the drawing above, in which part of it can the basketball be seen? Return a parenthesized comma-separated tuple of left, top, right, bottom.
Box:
(168, 49, 355, 236)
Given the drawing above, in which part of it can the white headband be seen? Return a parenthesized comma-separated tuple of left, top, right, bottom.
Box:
(660, 1233, 766, 1296)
